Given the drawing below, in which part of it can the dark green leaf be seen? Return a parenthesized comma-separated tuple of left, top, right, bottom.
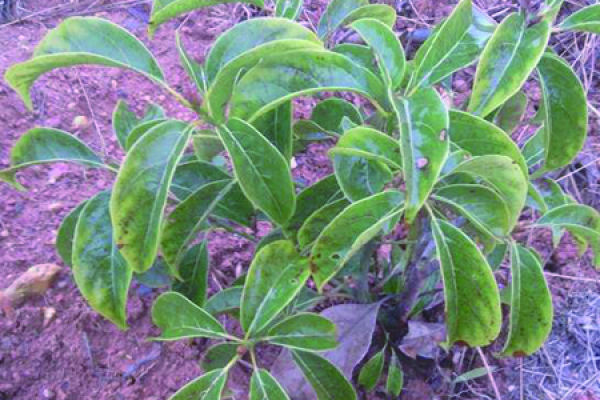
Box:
(431, 218, 501, 346)
(311, 98, 363, 135)
(358, 349, 384, 391)
(250, 369, 290, 400)
(386, 351, 404, 397)
(291, 350, 357, 400)
(468, 13, 551, 117)
(266, 313, 337, 351)
(332, 126, 402, 169)
(253, 101, 294, 161)
(113, 100, 140, 149)
(521, 127, 545, 169)
(72, 191, 132, 329)
(124, 119, 168, 150)
(168, 369, 228, 400)
(310, 191, 403, 290)
(534, 53, 587, 175)
(5, 17, 164, 110)
(558, 4, 600, 34)
(202, 343, 238, 372)
(56, 199, 88, 267)
(317, 0, 367, 39)
(172, 241, 209, 306)
(499, 244, 553, 357)
(492, 91, 527, 134)
(204, 286, 242, 317)
(176, 31, 206, 94)
(332, 43, 378, 75)
(134, 259, 172, 288)
(298, 198, 350, 249)
(218, 118, 295, 225)
(152, 291, 227, 340)
(111, 121, 191, 273)
(392, 88, 449, 222)
(192, 131, 224, 162)
(241, 241, 309, 336)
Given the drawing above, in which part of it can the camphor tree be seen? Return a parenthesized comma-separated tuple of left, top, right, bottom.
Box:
(3, 0, 600, 398)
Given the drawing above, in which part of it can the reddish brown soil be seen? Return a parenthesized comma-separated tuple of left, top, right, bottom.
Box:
(0, 1, 598, 400)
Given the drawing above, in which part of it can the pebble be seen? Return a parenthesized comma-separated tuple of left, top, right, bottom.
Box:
(42, 388, 55, 399)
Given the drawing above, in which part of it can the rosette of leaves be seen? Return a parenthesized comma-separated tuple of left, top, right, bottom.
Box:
(2, 0, 599, 398)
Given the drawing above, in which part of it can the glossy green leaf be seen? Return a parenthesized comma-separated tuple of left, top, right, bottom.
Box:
(172, 241, 209, 306)
(332, 43, 378, 75)
(5, 17, 164, 110)
(358, 349, 384, 391)
(392, 88, 449, 222)
(285, 174, 343, 235)
(56, 199, 88, 267)
(192, 131, 224, 162)
(218, 118, 295, 225)
(111, 121, 192, 273)
(499, 244, 553, 357)
(275, 0, 302, 20)
(451, 155, 528, 230)
(332, 157, 391, 202)
(408, 0, 473, 90)
(351, 18, 405, 89)
(321, 4, 396, 41)
(161, 180, 233, 271)
(559, 4, 600, 34)
(534, 179, 573, 210)
(124, 119, 168, 150)
(229, 49, 388, 122)
(176, 31, 206, 94)
(331, 126, 402, 170)
(386, 351, 404, 397)
(250, 369, 290, 400)
(266, 313, 337, 351)
(149, 0, 264, 36)
(134, 259, 171, 288)
(317, 0, 367, 39)
(291, 350, 357, 400)
(492, 91, 527, 134)
(241, 240, 309, 336)
(168, 369, 228, 400)
(449, 110, 527, 176)
(298, 198, 351, 249)
(468, 13, 551, 117)
(113, 100, 141, 149)
(202, 343, 238, 372)
(152, 291, 227, 340)
(431, 218, 501, 346)
(310, 191, 404, 290)
(253, 101, 294, 161)
(434, 184, 511, 238)
(521, 127, 545, 169)
(311, 98, 363, 135)
(204, 286, 242, 317)
(536, 204, 600, 267)
(72, 191, 132, 329)
(535, 53, 588, 174)
(0, 128, 104, 190)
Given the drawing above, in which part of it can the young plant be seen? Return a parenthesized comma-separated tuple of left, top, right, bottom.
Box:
(3, 0, 600, 398)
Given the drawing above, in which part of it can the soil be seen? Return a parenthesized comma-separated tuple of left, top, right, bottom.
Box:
(0, 1, 598, 400)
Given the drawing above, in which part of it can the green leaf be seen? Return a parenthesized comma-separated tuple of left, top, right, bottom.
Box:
(534, 179, 573, 210)
(217, 118, 295, 226)
(333, 43, 378, 75)
(310, 191, 404, 290)
(202, 343, 238, 372)
(450, 155, 528, 231)
(468, 13, 551, 117)
(192, 131, 224, 162)
(241, 241, 309, 336)
(229, 49, 388, 123)
(332, 158, 391, 202)
(499, 244, 553, 357)
(149, 0, 265, 36)
(408, 0, 473, 90)
(172, 241, 209, 306)
(311, 98, 363, 135)
(358, 349, 384, 391)
(161, 180, 233, 271)
(386, 351, 404, 397)
(111, 121, 192, 273)
(5, 17, 164, 110)
(434, 184, 511, 239)
(291, 350, 357, 400)
(124, 119, 168, 150)
(558, 4, 600, 34)
(492, 91, 527, 134)
(113, 100, 141, 149)
(350, 18, 405, 90)
(392, 88, 449, 222)
(521, 127, 545, 169)
(452, 367, 493, 384)
(152, 291, 227, 340)
(449, 110, 528, 176)
(318, 2, 395, 40)
(534, 53, 588, 175)
(266, 313, 337, 351)
(72, 191, 132, 329)
(168, 369, 228, 400)
(250, 369, 290, 400)
(431, 218, 501, 346)
(275, 0, 302, 20)
(0, 127, 104, 190)
(56, 199, 88, 267)
(331, 126, 402, 170)
(134, 259, 171, 288)
(536, 204, 600, 267)
(253, 101, 294, 161)
(298, 198, 351, 249)
(204, 286, 242, 317)
(285, 174, 343, 235)
(176, 31, 206, 94)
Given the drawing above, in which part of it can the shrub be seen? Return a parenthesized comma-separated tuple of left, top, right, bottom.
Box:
(3, 0, 600, 398)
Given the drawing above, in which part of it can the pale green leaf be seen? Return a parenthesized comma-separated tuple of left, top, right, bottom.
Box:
(291, 350, 357, 400)
(168, 369, 228, 400)
(266, 313, 337, 351)
(559, 4, 600, 34)
(358, 349, 384, 391)
(250, 369, 290, 400)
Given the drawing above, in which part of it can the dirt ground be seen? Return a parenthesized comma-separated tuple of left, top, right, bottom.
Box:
(0, 1, 598, 399)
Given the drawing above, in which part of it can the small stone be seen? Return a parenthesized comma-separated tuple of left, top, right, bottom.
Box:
(67, 102, 77, 110)
(42, 307, 57, 327)
(72, 115, 90, 129)
(290, 157, 298, 169)
(439, 129, 447, 141)
(0, 230, 8, 238)
(416, 158, 429, 169)
(48, 202, 63, 212)
(42, 388, 55, 399)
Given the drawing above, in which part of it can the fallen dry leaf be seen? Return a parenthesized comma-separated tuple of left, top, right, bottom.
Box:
(0, 263, 61, 316)
(399, 320, 446, 359)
